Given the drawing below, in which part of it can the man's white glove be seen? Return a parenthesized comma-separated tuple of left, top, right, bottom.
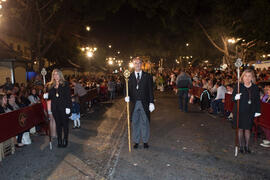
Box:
(254, 113, 261, 117)
(65, 108, 71, 115)
(149, 103, 155, 112)
(125, 96, 130, 103)
(43, 93, 48, 99)
(235, 93, 242, 100)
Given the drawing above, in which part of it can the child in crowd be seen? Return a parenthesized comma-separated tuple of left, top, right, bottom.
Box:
(70, 96, 81, 129)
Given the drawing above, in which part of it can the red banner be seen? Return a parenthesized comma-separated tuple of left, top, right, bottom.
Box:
(0, 103, 46, 143)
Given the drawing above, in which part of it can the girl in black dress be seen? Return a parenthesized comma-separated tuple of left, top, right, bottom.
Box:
(233, 69, 261, 153)
(45, 69, 72, 148)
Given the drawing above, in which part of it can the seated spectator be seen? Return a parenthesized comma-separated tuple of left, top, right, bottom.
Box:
(7, 94, 28, 147)
(0, 93, 12, 113)
(210, 81, 227, 116)
(262, 84, 270, 103)
(18, 90, 31, 107)
(28, 88, 40, 134)
(226, 84, 234, 94)
(7, 94, 20, 110)
(28, 88, 40, 104)
(260, 84, 270, 148)
(2, 77, 14, 91)
(200, 89, 211, 111)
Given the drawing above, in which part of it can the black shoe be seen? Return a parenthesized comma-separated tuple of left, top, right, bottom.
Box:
(133, 143, 139, 149)
(244, 146, 251, 154)
(57, 137, 63, 148)
(143, 143, 149, 149)
(62, 138, 68, 148)
(239, 146, 244, 154)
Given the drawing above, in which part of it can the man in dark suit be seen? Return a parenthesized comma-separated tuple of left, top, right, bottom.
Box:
(125, 57, 155, 149)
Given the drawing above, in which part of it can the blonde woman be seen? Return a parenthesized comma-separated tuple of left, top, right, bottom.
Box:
(232, 69, 261, 154)
(44, 69, 72, 148)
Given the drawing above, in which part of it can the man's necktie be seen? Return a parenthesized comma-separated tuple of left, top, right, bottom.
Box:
(136, 73, 140, 89)
(136, 73, 140, 83)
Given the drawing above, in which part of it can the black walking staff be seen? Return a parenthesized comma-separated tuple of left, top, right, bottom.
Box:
(234, 58, 242, 157)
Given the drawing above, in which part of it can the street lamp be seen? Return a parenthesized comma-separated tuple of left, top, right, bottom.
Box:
(86, 26, 91, 31)
(117, 51, 120, 54)
(228, 38, 236, 44)
(108, 45, 112, 48)
(87, 51, 93, 58)
(129, 62, 134, 68)
(186, 43, 189, 47)
(108, 60, 113, 65)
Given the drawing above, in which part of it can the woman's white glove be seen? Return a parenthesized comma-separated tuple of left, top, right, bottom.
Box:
(43, 93, 48, 99)
(235, 93, 242, 100)
(125, 96, 130, 103)
(65, 108, 71, 114)
(254, 113, 261, 117)
(149, 103, 155, 112)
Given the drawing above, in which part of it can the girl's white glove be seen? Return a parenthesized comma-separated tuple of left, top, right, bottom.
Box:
(65, 108, 71, 114)
(235, 93, 242, 100)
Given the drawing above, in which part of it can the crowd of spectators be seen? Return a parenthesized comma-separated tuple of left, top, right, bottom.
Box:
(159, 66, 270, 148)
(0, 73, 125, 149)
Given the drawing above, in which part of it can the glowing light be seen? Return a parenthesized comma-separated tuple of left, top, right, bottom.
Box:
(87, 51, 93, 58)
(93, 47, 97, 51)
(81, 47, 85, 51)
(117, 51, 120, 54)
(262, 55, 266, 58)
(186, 43, 189, 47)
(34, 61, 37, 64)
(129, 62, 134, 68)
(108, 60, 113, 65)
(108, 45, 112, 48)
(86, 26, 91, 31)
(228, 38, 236, 44)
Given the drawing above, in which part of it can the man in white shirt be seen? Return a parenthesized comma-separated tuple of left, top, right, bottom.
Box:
(125, 57, 155, 149)
(211, 81, 227, 115)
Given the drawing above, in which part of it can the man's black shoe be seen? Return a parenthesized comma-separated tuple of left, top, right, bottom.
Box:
(144, 143, 149, 149)
(133, 143, 139, 149)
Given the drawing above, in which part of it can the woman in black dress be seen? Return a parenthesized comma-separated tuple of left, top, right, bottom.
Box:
(46, 69, 72, 148)
(232, 69, 261, 153)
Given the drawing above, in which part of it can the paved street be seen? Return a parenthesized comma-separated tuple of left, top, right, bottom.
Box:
(1, 92, 270, 180)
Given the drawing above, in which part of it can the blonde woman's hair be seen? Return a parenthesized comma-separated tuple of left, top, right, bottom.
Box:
(240, 69, 256, 84)
(48, 69, 66, 88)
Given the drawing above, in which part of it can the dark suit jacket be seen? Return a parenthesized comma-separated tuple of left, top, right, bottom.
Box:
(128, 71, 154, 121)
